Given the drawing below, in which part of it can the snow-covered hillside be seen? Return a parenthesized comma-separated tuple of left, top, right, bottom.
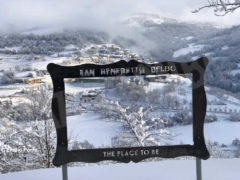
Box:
(1, 159, 239, 180)
(0, 24, 240, 174)
(173, 43, 204, 58)
(123, 13, 166, 28)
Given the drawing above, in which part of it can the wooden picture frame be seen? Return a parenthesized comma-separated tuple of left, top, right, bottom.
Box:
(47, 57, 210, 166)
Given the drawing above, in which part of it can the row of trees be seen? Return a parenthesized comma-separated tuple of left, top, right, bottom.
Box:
(105, 77, 189, 109)
(0, 30, 108, 55)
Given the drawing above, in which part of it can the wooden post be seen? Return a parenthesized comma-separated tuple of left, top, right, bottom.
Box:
(196, 158, 202, 180)
(62, 164, 68, 180)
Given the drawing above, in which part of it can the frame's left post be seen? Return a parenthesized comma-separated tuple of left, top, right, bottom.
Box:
(196, 158, 202, 180)
(62, 164, 68, 180)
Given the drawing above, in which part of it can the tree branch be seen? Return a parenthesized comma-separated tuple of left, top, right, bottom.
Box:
(193, 1, 240, 16)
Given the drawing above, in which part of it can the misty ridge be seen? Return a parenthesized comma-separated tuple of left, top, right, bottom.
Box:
(0, 13, 240, 94)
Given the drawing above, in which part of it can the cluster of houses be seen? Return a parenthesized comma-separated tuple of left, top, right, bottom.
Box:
(77, 44, 141, 64)
(15, 71, 45, 85)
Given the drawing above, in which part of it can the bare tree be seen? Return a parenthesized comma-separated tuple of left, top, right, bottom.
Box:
(23, 85, 55, 168)
(193, 0, 240, 16)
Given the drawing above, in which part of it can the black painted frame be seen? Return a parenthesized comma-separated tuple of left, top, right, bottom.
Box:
(47, 57, 210, 167)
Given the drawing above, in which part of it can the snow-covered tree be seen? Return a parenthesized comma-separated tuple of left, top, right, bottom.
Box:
(96, 97, 170, 147)
(23, 85, 52, 121)
(23, 85, 55, 168)
(0, 118, 56, 173)
(0, 85, 56, 173)
(115, 78, 146, 102)
(0, 118, 30, 173)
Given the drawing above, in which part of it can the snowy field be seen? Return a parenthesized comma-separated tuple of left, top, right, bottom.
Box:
(67, 113, 124, 149)
(1, 159, 239, 180)
(67, 112, 194, 148)
(67, 114, 240, 149)
(170, 120, 240, 146)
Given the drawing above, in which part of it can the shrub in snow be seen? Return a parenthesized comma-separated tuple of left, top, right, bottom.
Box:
(229, 115, 240, 122)
(171, 110, 192, 125)
(206, 140, 233, 158)
(232, 138, 240, 158)
(232, 138, 240, 146)
(205, 115, 217, 123)
(71, 140, 95, 150)
(1, 70, 16, 84)
(161, 117, 174, 127)
(221, 144, 227, 148)
(111, 134, 138, 148)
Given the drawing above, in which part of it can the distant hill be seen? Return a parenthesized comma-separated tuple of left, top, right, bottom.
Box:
(0, 13, 239, 92)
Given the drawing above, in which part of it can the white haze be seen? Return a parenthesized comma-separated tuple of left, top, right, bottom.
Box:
(0, 0, 240, 34)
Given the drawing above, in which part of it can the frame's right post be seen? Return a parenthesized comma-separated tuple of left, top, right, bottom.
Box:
(196, 158, 202, 180)
(62, 164, 68, 180)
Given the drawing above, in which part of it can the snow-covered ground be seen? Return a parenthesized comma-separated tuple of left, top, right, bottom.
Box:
(173, 43, 204, 58)
(1, 159, 239, 180)
(67, 113, 124, 149)
(170, 120, 240, 146)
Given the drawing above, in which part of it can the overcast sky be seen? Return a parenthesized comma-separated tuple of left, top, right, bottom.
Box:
(0, 0, 240, 33)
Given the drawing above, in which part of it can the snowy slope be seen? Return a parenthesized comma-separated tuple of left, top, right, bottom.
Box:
(173, 43, 204, 58)
(123, 13, 165, 28)
(1, 159, 239, 180)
